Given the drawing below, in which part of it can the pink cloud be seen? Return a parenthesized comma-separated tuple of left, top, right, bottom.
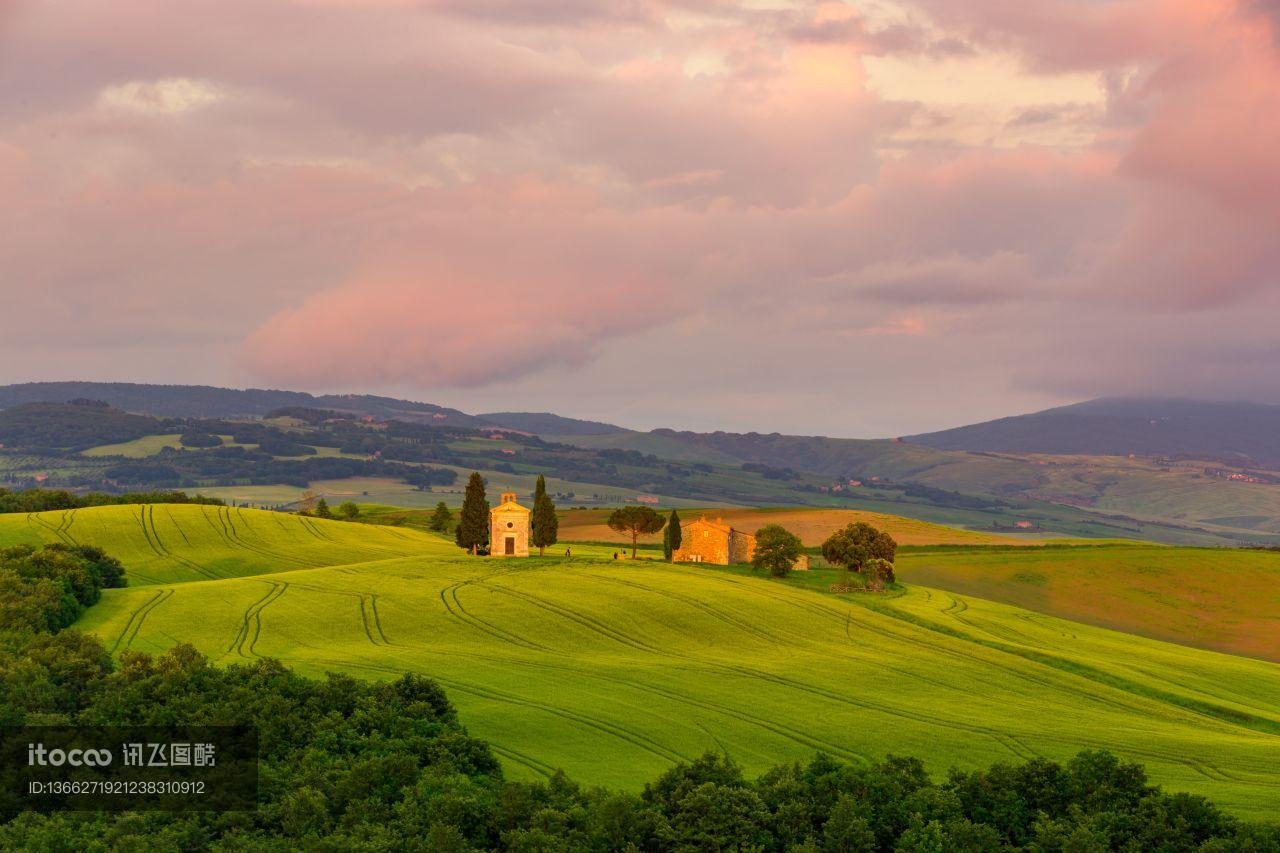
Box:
(241, 266, 662, 386)
(5, 0, 1280, 431)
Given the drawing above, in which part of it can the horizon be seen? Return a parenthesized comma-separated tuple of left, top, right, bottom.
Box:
(6, 378, 1280, 439)
(4, 0, 1279, 436)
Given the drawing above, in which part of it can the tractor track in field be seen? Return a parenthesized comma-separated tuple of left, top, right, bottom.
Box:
(60, 510, 78, 545)
(28, 511, 78, 546)
(164, 507, 193, 547)
(198, 506, 304, 570)
(111, 588, 174, 653)
(444, 570, 1024, 763)
(293, 655, 691, 765)
(355, 642, 877, 768)
(705, 657, 1040, 761)
(370, 596, 390, 644)
(298, 516, 334, 542)
(487, 585, 666, 655)
(580, 573, 794, 646)
(283, 581, 391, 646)
(226, 581, 289, 658)
(875, 592, 1280, 744)
(140, 507, 217, 580)
(488, 744, 555, 778)
(223, 507, 310, 568)
(438, 569, 556, 653)
(449, 568, 1042, 761)
(420, 676, 693, 765)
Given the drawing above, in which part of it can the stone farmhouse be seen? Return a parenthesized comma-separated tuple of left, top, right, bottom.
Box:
(489, 491, 530, 557)
(674, 517, 757, 565)
(674, 515, 809, 569)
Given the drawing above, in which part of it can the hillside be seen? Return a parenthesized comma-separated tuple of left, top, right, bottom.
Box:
(0, 505, 448, 585)
(68, 549, 1280, 817)
(907, 397, 1280, 466)
(897, 544, 1280, 662)
(11, 504, 1276, 817)
(0, 381, 487, 427)
(478, 411, 631, 436)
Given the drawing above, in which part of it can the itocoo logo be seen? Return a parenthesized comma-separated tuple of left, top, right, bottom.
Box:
(27, 743, 113, 767)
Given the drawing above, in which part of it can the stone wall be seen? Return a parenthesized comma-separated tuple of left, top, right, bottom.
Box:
(728, 530, 757, 564)
(674, 521, 730, 564)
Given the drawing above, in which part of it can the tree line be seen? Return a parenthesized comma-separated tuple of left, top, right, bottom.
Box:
(0, 488, 224, 514)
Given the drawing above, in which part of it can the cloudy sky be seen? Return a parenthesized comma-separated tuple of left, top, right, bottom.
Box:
(2, 0, 1278, 436)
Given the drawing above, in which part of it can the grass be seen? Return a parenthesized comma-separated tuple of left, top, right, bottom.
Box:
(0, 505, 449, 586)
(2, 507, 1271, 817)
(81, 434, 260, 458)
(896, 543, 1280, 663)
(81, 434, 186, 458)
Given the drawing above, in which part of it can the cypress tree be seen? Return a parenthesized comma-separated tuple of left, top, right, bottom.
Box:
(664, 509, 682, 561)
(455, 472, 490, 555)
(531, 475, 558, 557)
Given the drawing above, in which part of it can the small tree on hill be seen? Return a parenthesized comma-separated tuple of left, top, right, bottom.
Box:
(428, 501, 453, 532)
(531, 474, 558, 557)
(607, 506, 665, 559)
(455, 472, 490, 555)
(821, 522, 896, 588)
(337, 501, 360, 520)
(752, 524, 804, 577)
(863, 558, 895, 591)
(663, 509, 682, 561)
(314, 498, 334, 520)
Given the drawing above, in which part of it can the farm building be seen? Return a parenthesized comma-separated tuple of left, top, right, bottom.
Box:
(674, 515, 810, 569)
(489, 491, 530, 557)
(674, 516, 757, 565)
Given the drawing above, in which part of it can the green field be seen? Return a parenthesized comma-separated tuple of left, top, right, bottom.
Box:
(0, 504, 445, 585)
(897, 543, 1280, 663)
(5, 507, 1280, 817)
(81, 433, 187, 458)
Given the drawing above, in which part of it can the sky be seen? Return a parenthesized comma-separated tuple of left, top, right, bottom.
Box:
(2, 0, 1279, 437)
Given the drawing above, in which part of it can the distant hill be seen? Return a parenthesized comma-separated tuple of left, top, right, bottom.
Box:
(0, 400, 169, 452)
(0, 382, 488, 428)
(906, 397, 1280, 466)
(478, 411, 630, 436)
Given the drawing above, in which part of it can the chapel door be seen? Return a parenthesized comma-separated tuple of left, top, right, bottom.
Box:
(505, 536, 515, 555)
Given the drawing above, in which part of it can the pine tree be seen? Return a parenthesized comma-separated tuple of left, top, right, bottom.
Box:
(531, 475, 558, 557)
(607, 506, 665, 560)
(428, 501, 453, 532)
(664, 509, 682, 561)
(455, 472, 489, 555)
(314, 498, 333, 519)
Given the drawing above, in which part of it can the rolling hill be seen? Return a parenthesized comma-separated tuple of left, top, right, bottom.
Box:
(906, 397, 1280, 466)
(0, 504, 448, 585)
(477, 411, 631, 436)
(0, 382, 487, 427)
(896, 544, 1280, 663)
(8, 506, 1280, 817)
